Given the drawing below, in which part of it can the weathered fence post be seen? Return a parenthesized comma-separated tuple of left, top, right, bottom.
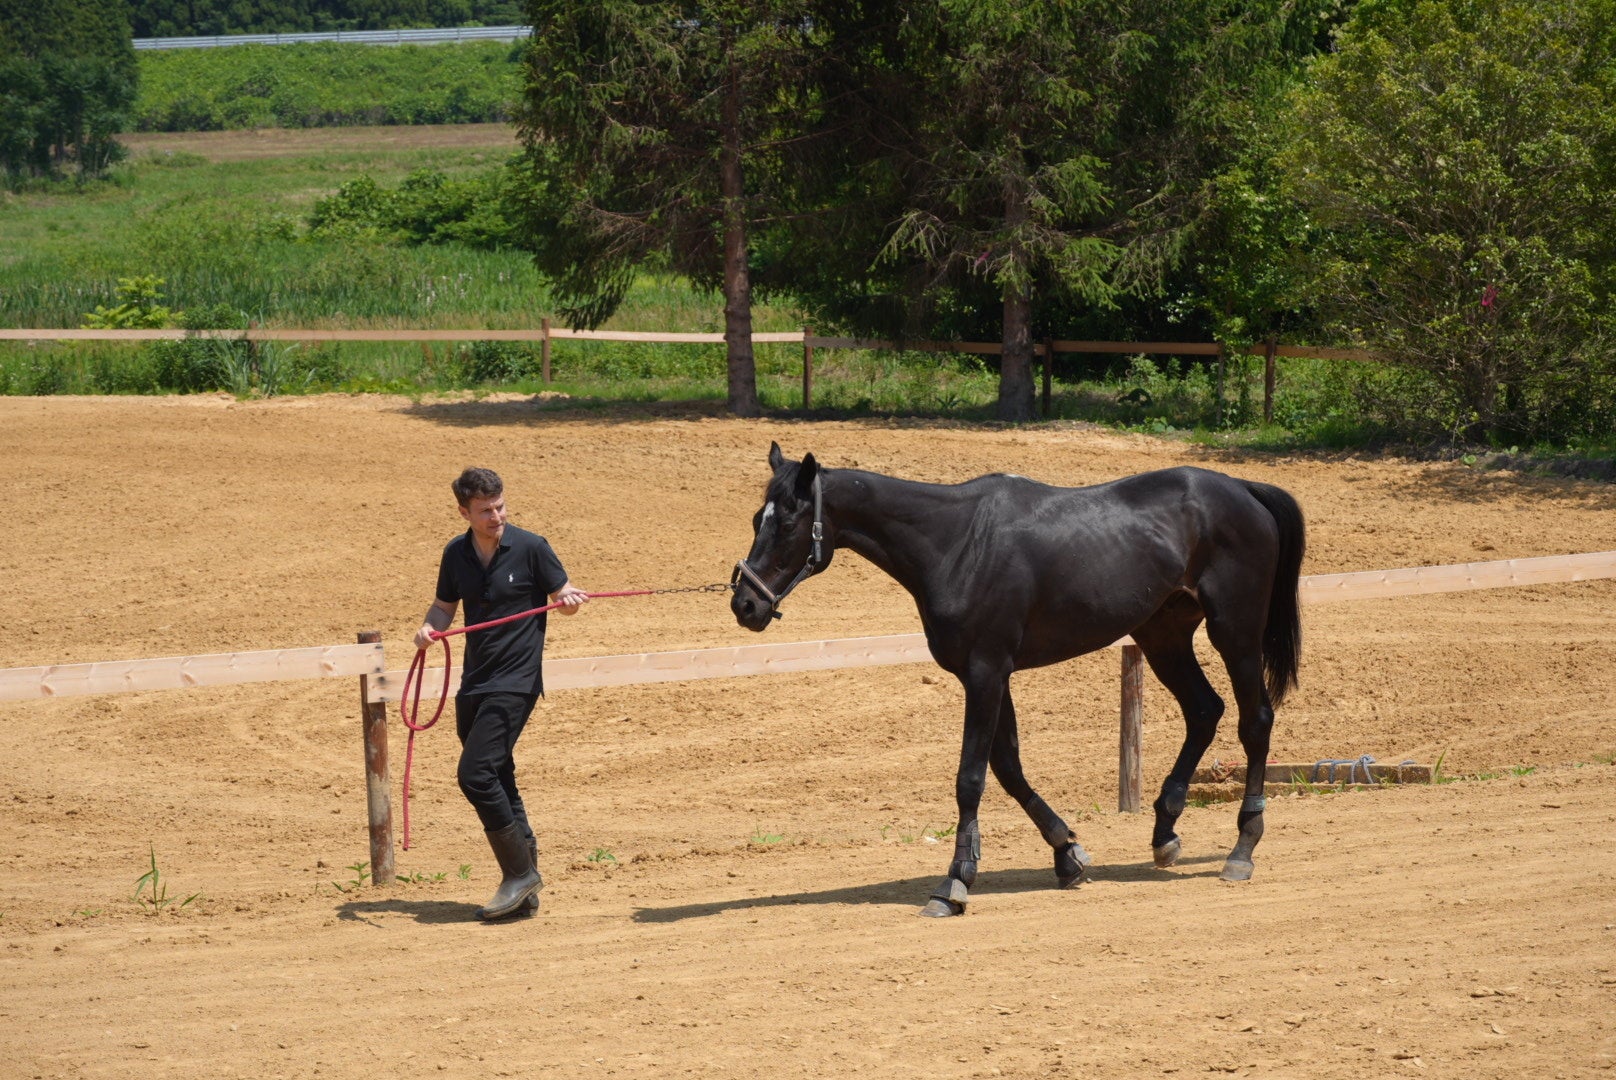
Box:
(1263, 338, 1278, 425)
(1042, 338, 1053, 418)
(1119, 643, 1144, 812)
(1214, 343, 1226, 428)
(802, 325, 813, 410)
(357, 631, 395, 884)
(540, 317, 552, 385)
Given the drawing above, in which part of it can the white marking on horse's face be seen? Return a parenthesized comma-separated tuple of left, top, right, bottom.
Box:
(761, 501, 776, 527)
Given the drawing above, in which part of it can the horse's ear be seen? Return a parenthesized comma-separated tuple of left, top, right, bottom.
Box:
(768, 441, 785, 471)
(795, 453, 819, 499)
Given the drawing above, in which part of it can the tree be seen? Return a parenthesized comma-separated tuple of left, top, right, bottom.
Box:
(1277, 0, 1616, 442)
(512, 1, 825, 417)
(0, 0, 136, 180)
(795, 0, 1343, 421)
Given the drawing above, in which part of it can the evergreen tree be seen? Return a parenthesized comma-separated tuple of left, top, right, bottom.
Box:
(838, 0, 1341, 421)
(512, 1, 826, 417)
(0, 0, 136, 179)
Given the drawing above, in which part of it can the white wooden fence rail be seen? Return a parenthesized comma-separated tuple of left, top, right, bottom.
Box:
(4, 551, 1611, 704)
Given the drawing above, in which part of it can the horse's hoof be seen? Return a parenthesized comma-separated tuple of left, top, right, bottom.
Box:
(1055, 841, 1091, 888)
(1219, 858, 1254, 882)
(922, 876, 968, 917)
(1152, 837, 1182, 868)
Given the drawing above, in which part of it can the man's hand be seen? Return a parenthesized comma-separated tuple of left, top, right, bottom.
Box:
(415, 599, 456, 649)
(551, 583, 589, 614)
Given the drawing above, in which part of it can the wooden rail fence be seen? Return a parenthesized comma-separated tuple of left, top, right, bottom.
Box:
(3, 550, 1612, 882)
(0, 325, 1373, 419)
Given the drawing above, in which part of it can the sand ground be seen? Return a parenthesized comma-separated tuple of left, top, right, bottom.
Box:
(1, 393, 1613, 1079)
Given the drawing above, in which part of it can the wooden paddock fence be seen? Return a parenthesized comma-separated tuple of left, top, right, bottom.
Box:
(3, 549, 1613, 883)
(0, 325, 1372, 421)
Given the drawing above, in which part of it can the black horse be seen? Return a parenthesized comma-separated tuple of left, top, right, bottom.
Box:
(731, 444, 1304, 917)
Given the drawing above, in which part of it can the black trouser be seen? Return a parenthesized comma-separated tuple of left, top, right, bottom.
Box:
(454, 691, 539, 841)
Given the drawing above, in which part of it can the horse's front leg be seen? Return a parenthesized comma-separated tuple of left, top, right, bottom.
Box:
(989, 688, 1090, 887)
(920, 661, 1006, 918)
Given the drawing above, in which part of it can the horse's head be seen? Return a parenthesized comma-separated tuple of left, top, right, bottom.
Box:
(731, 442, 832, 631)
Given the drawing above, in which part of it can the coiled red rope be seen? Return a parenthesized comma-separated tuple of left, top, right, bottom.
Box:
(396, 589, 652, 849)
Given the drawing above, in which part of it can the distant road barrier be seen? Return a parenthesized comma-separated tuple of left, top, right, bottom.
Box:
(133, 25, 532, 50)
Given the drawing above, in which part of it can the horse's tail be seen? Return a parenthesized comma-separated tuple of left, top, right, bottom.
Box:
(1243, 480, 1305, 706)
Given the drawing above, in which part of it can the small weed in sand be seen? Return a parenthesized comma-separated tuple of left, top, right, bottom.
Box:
(134, 846, 201, 913)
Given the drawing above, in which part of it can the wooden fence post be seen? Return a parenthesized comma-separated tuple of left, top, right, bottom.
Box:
(1214, 343, 1226, 428)
(802, 326, 813, 410)
(357, 631, 395, 885)
(540, 317, 552, 385)
(1119, 644, 1144, 812)
(1263, 338, 1278, 425)
(1042, 338, 1053, 418)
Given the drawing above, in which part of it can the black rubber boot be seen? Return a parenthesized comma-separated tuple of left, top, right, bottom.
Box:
(520, 835, 541, 914)
(477, 822, 542, 921)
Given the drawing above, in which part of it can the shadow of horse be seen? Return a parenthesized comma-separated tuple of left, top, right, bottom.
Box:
(336, 898, 484, 926)
(631, 855, 1225, 923)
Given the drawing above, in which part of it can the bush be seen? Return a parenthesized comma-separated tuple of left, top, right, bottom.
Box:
(307, 167, 518, 249)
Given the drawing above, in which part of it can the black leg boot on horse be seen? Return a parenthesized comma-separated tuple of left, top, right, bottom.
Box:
(478, 822, 543, 920)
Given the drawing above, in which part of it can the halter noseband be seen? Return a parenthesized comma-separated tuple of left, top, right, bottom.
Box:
(731, 473, 825, 620)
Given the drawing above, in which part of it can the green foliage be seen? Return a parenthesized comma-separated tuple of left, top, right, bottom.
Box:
(330, 861, 370, 893)
(1278, 0, 1616, 444)
(307, 167, 519, 248)
(0, 0, 137, 180)
(513, 1, 835, 415)
(780, 0, 1342, 421)
(80, 274, 177, 328)
(132, 40, 520, 131)
(132, 846, 202, 912)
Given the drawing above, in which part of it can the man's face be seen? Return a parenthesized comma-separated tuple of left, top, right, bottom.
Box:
(458, 493, 507, 543)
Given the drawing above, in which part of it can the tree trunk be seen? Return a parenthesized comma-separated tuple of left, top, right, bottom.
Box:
(720, 57, 761, 418)
(997, 182, 1037, 422)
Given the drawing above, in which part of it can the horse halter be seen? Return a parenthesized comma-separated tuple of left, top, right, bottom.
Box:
(731, 472, 826, 620)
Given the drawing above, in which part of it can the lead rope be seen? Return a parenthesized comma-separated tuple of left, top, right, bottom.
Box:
(396, 584, 728, 849)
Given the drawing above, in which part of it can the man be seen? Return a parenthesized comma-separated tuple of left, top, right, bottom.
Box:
(415, 467, 588, 919)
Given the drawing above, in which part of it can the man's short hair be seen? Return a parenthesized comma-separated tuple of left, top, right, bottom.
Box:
(452, 467, 503, 507)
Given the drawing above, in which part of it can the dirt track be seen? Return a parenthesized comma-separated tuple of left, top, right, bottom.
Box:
(1, 393, 1613, 1079)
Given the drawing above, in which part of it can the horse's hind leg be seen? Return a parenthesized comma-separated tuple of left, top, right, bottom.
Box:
(1208, 644, 1274, 883)
(1133, 610, 1224, 869)
(989, 689, 1091, 887)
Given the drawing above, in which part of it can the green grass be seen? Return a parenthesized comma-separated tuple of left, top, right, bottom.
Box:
(133, 846, 202, 912)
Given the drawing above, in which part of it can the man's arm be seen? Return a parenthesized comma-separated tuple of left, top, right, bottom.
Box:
(414, 598, 457, 649)
(549, 581, 589, 615)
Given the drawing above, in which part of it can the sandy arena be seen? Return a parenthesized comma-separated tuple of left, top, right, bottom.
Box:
(1, 393, 1613, 1079)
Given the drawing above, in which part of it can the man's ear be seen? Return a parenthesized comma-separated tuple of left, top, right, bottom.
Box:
(768, 441, 785, 471)
(795, 453, 819, 499)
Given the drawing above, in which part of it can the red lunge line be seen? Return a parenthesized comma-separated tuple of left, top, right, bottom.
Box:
(396, 589, 653, 849)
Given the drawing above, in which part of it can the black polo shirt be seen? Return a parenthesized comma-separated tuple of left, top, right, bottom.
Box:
(435, 523, 569, 697)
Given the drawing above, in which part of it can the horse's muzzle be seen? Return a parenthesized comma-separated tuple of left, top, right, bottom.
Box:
(730, 560, 781, 631)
